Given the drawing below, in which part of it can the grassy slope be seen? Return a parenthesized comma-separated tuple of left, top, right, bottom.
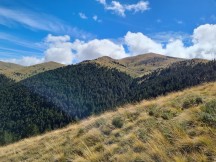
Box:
(1, 82, 216, 162)
(1, 62, 64, 81)
(88, 53, 185, 77)
(0, 61, 23, 72)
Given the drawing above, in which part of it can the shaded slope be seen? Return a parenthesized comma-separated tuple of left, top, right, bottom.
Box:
(21, 63, 133, 118)
(1, 82, 216, 161)
(133, 60, 216, 101)
(0, 83, 72, 145)
(0, 63, 133, 145)
(0, 74, 14, 90)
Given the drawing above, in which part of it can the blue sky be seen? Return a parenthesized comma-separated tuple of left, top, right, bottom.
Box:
(0, 0, 216, 65)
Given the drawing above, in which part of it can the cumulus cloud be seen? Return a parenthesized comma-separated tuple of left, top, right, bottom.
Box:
(72, 39, 128, 62)
(3, 24, 216, 66)
(125, 31, 164, 55)
(97, 0, 149, 17)
(122, 24, 216, 59)
(43, 34, 128, 64)
(44, 34, 74, 64)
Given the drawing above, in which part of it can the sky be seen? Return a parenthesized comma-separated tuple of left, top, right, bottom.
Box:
(0, 0, 216, 66)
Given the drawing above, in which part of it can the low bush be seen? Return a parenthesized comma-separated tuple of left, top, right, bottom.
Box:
(200, 100, 216, 127)
(112, 117, 124, 128)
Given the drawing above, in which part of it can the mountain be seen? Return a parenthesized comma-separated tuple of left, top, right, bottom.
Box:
(1, 61, 64, 81)
(0, 63, 133, 145)
(88, 53, 186, 77)
(0, 61, 23, 72)
(133, 59, 216, 101)
(0, 59, 216, 146)
(1, 82, 215, 162)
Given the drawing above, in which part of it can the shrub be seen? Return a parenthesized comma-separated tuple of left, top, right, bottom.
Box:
(182, 96, 203, 109)
(200, 100, 216, 127)
(112, 117, 124, 128)
(161, 110, 177, 120)
(77, 128, 85, 137)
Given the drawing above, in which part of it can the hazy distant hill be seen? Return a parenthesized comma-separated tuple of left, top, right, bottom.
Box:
(88, 53, 186, 77)
(0, 61, 64, 81)
(0, 61, 23, 72)
(1, 82, 215, 162)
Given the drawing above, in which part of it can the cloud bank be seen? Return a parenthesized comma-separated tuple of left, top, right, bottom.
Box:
(3, 24, 216, 66)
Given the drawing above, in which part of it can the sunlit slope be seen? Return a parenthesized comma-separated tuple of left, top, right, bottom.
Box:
(1, 82, 216, 162)
(87, 53, 185, 77)
(0, 61, 23, 72)
(1, 61, 64, 81)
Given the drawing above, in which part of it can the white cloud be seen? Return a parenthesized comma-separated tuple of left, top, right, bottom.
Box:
(125, 1, 149, 13)
(164, 39, 187, 58)
(72, 39, 128, 62)
(44, 35, 74, 64)
(97, 0, 106, 5)
(45, 34, 70, 43)
(44, 34, 128, 64)
(79, 12, 88, 19)
(125, 31, 164, 55)
(97, 0, 149, 17)
(2, 24, 216, 66)
(187, 24, 216, 59)
(93, 15, 102, 22)
(157, 24, 216, 59)
(124, 24, 216, 59)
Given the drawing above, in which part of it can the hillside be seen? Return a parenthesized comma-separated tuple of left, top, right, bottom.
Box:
(0, 74, 14, 90)
(1, 61, 64, 81)
(1, 82, 216, 162)
(1, 60, 216, 146)
(0, 63, 133, 145)
(88, 53, 185, 77)
(0, 61, 23, 72)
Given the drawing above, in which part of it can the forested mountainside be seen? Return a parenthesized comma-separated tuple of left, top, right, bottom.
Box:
(21, 63, 134, 118)
(0, 74, 14, 90)
(133, 60, 216, 101)
(1, 82, 216, 162)
(0, 60, 216, 146)
(0, 63, 133, 145)
(0, 82, 72, 145)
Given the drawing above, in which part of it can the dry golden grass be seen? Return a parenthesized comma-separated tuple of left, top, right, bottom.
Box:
(1, 82, 216, 162)
(88, 53, 185, 77)
(0, 61, 64, 81)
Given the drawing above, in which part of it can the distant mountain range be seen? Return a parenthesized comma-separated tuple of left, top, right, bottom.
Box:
(0, 61, 64, 81)
(0, 53, 208, 80)
(0, 53, 214, 146)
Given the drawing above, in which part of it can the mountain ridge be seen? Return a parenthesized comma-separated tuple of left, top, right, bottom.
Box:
(0, 61, 65, 81)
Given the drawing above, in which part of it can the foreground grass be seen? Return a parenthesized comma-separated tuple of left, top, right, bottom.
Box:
(1, 82, 216, 162)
